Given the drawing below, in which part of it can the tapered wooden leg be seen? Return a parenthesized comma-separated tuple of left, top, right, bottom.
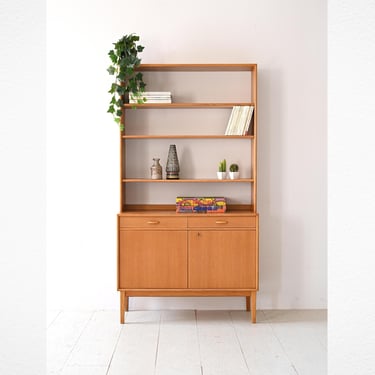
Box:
(251, 291, 257, 323)
(246, 296, 250, 311)
(120, 291, 126, 324)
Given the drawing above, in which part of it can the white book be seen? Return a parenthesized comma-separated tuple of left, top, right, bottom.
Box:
(225, 107, 236, 135)
(129, 91, 172, 102)
(239, 106, 251, 135)
(227, 106, 240, 135)
(234, 106, 247, 135)
(242, 106, 254, 135)
(129, 99, 172, 103)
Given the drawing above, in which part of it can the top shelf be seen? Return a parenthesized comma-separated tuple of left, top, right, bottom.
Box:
(124, 102, 254, 109)
(135, 64, 257, 72)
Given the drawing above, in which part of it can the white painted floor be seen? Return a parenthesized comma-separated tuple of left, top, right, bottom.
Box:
(47, 309, 326, 375)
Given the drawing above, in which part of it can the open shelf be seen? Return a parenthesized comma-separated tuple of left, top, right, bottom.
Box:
(122, 135, 254, 139)
(124, 102, 254, 109)
(122, 178, 254, 183)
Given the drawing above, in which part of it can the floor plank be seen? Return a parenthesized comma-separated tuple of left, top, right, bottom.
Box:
(263, 310, 327, 375)
(197, 310, 250, 375)
(230, 311, 297, 375)
(155, 310, 201, 375)
(63, 311, 121, 368)
(47, 310, 62, 329)
(47, 310, 94, 374)
(60, 365, 107, 375)
(107, 311, 161, 375)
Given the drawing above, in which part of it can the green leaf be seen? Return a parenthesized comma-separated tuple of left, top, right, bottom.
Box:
(107, 66, 115, 75)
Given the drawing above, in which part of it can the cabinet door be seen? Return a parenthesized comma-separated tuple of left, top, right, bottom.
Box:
(119, 230, 187, 289)
(188, 230, 257, 289)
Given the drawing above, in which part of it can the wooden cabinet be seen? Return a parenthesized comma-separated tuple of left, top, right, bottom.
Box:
(117, 64, 259, 323)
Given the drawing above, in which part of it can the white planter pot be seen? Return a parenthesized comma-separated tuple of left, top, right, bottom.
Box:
(217, 171, 227, 180)
(229, 171, 240, 180)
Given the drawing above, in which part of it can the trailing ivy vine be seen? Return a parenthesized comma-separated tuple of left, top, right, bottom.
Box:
(107, 34, 146, 129)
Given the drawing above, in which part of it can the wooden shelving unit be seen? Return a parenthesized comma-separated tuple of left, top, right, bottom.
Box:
(117, 63, 259, 323)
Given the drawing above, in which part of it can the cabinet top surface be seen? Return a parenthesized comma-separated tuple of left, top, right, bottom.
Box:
(136, 64, 257, 72)
(118, 211, 258, 217)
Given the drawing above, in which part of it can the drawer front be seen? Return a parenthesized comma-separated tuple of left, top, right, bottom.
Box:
(119, 216, 187, 229)
(187, 215, 256, 229)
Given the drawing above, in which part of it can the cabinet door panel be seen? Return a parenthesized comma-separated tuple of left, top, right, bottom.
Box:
(119, 230, 187, 289)
(188, 230, 257, 289)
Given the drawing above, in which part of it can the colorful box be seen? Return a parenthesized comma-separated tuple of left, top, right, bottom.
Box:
(176, 197, 227, 213)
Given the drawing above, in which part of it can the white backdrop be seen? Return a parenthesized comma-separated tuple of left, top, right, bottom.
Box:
(47, 0, 327, 310)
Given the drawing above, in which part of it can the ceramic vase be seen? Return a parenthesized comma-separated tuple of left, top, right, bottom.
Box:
(150, 158, 162, 179)
(166, 144, 180, 179)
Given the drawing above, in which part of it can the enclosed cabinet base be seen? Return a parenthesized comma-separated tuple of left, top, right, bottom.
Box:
(117, 212, 259, 324)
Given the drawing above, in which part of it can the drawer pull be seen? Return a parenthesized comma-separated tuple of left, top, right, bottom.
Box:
(215, 220, 228, 225)
(147, 220, 160, 225)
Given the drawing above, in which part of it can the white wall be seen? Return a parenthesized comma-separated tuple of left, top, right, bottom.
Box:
(47, 0, 326, 310)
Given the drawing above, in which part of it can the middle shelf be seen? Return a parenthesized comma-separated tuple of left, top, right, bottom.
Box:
(122, 135, 254, 139)
(122, 178, 254, 183)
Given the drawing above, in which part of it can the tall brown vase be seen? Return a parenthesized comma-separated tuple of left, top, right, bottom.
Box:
(166, 144, 180, 179)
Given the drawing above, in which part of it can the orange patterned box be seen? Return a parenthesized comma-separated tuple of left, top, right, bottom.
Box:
(176, 197, 227, 213)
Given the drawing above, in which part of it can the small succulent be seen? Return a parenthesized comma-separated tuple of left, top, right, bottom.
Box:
(218, 159, 227, 172)
(229, 163, 239, 172)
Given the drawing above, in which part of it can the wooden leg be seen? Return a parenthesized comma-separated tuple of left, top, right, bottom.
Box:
(120, 291, 126, 324)
(251, 291, 257, 323)
(246, 296, 250, 311)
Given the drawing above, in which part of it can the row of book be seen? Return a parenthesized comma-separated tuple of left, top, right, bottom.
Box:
(129, 91, 172, 104)
(225, 105, 254, 135)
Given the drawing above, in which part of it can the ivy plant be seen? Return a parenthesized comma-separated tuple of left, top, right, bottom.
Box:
(107, 34, 146, 129)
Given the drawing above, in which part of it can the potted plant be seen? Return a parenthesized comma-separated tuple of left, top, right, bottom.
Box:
(217, 159, 227, 179)
(229, 163, 240, 179)
(107, 34, 147, 130)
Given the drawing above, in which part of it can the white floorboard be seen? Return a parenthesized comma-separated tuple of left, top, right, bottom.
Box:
(47, 309, 327, 375)
(230, 311, 298, 375)
(197, 310, 250, 375)
(155, 310, 201, 375)
(107, 311, 161, 375)
(63, 311, 121, 369)
(47, 310, 94, 374)
(263, 310, 327, 375)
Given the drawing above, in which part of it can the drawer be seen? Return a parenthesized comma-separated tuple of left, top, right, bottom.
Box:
(187, 215, 256, 229)
(119, 216, 187, 229)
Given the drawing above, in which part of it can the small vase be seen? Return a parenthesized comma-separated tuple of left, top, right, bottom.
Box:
(166, 144, 180, 179)
(150, 158, 162, 179)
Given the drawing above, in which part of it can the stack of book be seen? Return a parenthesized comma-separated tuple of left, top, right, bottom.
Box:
(129, 91, 172, 104)
(176, 197, 227, 214)
(224, 105, 254, 135)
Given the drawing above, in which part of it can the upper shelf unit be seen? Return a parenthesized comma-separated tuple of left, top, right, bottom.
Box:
(120, 63, 258, 212)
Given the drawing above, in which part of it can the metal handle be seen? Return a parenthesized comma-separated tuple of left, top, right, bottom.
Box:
(215, 220, 228, 224)
(146, 220, 160, 225)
